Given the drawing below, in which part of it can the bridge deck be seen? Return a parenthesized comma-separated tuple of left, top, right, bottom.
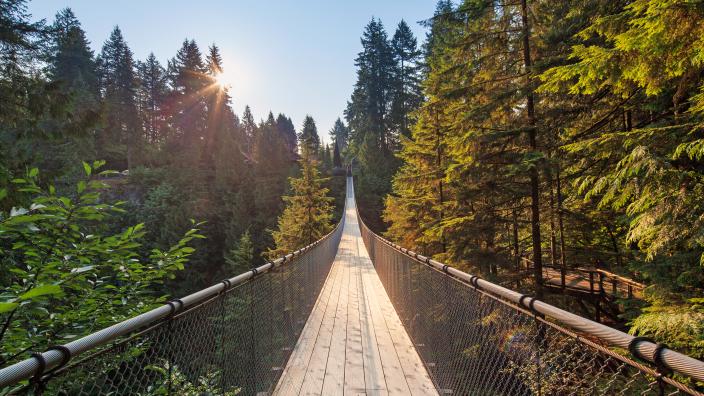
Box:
(274, 184, 436, 396)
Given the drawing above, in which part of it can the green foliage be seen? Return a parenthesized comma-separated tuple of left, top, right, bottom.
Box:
(269, 142, 334, 257)
(224, 230, 254, 275)
(0, 163, 202, 365)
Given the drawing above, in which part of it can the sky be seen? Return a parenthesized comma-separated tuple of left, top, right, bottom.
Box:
(26, 1, 436, 144)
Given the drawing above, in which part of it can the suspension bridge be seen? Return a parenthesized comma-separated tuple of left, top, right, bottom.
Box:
(1, 177, 703, 395)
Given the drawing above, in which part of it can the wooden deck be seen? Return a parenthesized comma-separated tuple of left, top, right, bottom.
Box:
(273, 186, 437, 396)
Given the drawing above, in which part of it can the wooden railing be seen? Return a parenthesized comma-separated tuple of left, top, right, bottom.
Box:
(520, 258, 645, 299)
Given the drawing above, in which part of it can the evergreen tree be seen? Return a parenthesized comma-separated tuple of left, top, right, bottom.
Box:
(136, 53, 168, 146)
(390, 20, 423, 139)
(269, 140, 334, 256)
(224, 231, 254, 275)
(329, 117, 349, 153)
(167, 39, 208, 164)
(345, 18, 402, 231)
(49, 9, 99, 102)
(98, 26, 140, 170)
(276, 113, 297, 158)
(241, 105, 256, 158)
(299, 115, 320, 155)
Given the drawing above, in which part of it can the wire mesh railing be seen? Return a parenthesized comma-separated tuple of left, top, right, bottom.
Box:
(358, 214, 704, 395)
(0, 216, 344, 395)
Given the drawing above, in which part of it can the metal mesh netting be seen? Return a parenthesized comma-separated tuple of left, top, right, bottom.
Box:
(10, 223, 343, 395)
(360, 219, 703, 396)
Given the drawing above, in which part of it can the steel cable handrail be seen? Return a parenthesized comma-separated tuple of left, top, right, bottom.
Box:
(0, 210, 346, 390)
(356, 211, 704, 390)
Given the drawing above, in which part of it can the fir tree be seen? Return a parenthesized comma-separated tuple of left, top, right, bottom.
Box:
(224, 230, 254, 275)
(329, 117, 349, 153)
(299, 115, 320, 155)
(390, 20, 423, 139)
(269, 139, 334, 256)
(167, 39, 208, 163)
(136, 53, 168, 146)
(241, 105, 256, 158)
(98, 26, 140, 170)
(276, 113, 297, 158)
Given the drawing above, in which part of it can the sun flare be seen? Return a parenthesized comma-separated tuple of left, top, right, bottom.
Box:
(214, 72, 234, 89)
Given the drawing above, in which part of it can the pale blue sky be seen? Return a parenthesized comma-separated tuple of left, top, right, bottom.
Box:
(27, 1, 435, 143)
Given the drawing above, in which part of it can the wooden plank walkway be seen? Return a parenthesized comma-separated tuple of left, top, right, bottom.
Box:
(273, 183, 437, 396)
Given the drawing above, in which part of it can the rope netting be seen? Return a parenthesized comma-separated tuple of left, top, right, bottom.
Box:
(0, 219, 344, 395)
(359, 215, 704, 396)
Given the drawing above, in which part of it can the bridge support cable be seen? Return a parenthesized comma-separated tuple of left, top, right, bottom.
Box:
(356, 189, 704, 394)
(0, 208, 346, 395)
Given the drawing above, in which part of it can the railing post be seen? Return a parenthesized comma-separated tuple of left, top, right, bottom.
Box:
(560, 267, 566, 289)
(628, 284, 633, 299)
(612, 278, 617, 297)
(598, 272, 604, 294)
(589, 272, 594, 293)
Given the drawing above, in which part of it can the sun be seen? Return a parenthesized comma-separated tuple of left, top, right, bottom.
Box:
(213, 72, 234, 89)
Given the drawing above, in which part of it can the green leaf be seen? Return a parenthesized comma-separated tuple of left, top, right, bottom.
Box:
(0, 302, 18, 313)
(0, 188, 6, 201)
(77, 181, 86, 194)
(82, 161, 92, 176)
(19, 285, 63, 300)
(28, 168, 38, 178)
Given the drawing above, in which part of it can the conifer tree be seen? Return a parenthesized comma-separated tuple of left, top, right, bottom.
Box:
(167, 39, 208, 163)
(224, 231, 254, 275)
(329, 118, 349, 153)
(269, 138, 334, 256)
(98, 26, 140, 170)
(241, 105, 256, 158)
(390, 20, 423, 139)
(276, 113, 297, 158)
(136, 53, 168, 146)
(299, 115, 320, 155)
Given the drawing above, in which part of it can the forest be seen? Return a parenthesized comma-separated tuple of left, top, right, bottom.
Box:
(1, 0, 704, 381)
(0, 1, 349, 366)
(346, 0, 704, 360)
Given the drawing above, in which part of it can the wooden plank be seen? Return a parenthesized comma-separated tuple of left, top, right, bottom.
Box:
(297, 256, 345, 395)
(273, 259, 342, 395)
(359, 251, 412, 396)
(358, 253, 389, 396)
(320, 249, 351, 395)
(344, 257, 366, 395)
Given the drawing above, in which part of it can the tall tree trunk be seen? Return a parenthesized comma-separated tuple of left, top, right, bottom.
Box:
(556, 164, 567, 271)
(521, 0, 543, 298)
(548, 166, 558, 267)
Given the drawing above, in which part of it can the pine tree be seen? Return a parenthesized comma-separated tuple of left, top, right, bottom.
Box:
(345, 18, 400, 231)
(390, 20, 423, 139)
(269, 140, 334, 256)
(329, 117, 349, 153)
(98, 26, 140, 170)
(241, 105, 256, 158)
(299, 115, 320, 155)
(167, 39, 208, 164)
(49, 9, 99, 101)
(276, 113, 297, 159)
(224, 231, 254, 275)
(136, 53, 168, 146)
